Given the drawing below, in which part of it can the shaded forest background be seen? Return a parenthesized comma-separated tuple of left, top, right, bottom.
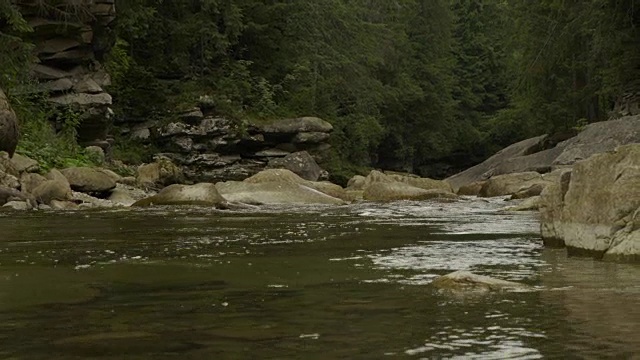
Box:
(1, 0, 639, 180)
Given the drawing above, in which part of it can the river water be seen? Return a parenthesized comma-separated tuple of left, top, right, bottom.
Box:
(0, 198, 638, 359)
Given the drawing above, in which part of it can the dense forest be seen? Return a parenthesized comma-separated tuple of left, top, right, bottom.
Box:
(1, 0, 639, 180)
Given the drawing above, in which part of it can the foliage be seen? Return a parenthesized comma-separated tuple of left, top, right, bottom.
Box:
(14, 96, 100, 171)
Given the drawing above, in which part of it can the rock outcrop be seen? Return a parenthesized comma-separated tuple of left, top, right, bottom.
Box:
(0, 89, 19, 157)
(136, 112, 333, 183)
(540, 145, 640, 262)
(447, 116, 640, 192)
(17, 0, 116, 148)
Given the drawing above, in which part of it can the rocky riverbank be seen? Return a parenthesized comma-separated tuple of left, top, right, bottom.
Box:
(2, 114, 639, 263)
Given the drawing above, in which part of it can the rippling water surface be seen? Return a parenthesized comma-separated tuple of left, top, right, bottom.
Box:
(0, 198, 638, 359)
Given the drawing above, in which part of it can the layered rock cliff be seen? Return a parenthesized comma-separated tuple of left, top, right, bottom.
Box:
(18, 0, 116, 148)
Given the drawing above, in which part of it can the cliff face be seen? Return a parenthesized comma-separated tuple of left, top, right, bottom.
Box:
(18, 0, 116, 148)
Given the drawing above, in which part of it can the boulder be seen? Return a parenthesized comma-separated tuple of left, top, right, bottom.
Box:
(553, 116, 640, 165)
(258, 117, 333, 134)
(133, 183, 226, 207)
(244, 169, 350, 201)
(267, 151, 323, 181)
(0, 172, 19, 189)
(84, 146, 106, 164)
(456, 181, 486, 196)
(61, 167, 117, 193)
(0, 152, 18, 176)
(137, 158, 184, 189)
(50, 200, 80, 210)
(478, 171, 547, 197)
(2, 201, 32, 211)
(540, 145, 640, 261)
(107, 188, 136, 206)
(20, 173, 47, 194)
(10, 153, 39, 173)
(346, 175, 366, 191)
(502, 196, 542, 212)
(216, 181, 345, 205)
(362, 170, 457, 202)
(31, 179, 72, 204)
(0, 186, 31, 206)
(445, 135, 548, 192)
(0, 89, 19, 157)
(386, 173, 453, 192)
(430, 271, 530, 292)
(363, 182, 457, 202)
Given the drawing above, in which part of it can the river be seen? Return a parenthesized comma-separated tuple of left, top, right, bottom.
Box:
(1, 198, 639, 359)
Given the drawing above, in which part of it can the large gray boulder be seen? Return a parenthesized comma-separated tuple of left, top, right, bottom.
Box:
(61, 167, 117, 193)
(362, 170, 457, 202)
(0, 89, 19, 157)
(132, 183, 226, 207)
(267, 151, 323, 181)
(540, 145, 640, 262)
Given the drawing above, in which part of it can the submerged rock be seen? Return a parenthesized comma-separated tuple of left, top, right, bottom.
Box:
(430, 271, 530, 292)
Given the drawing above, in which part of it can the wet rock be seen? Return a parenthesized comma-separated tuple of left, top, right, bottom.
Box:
(243, 169, 350, 201)
(108, 184, 149, 206)
(267, 151, 323, 181)
(61, 167, 117, 193)
(430, 271, 530, 292)
(133, 183, 226, 207)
